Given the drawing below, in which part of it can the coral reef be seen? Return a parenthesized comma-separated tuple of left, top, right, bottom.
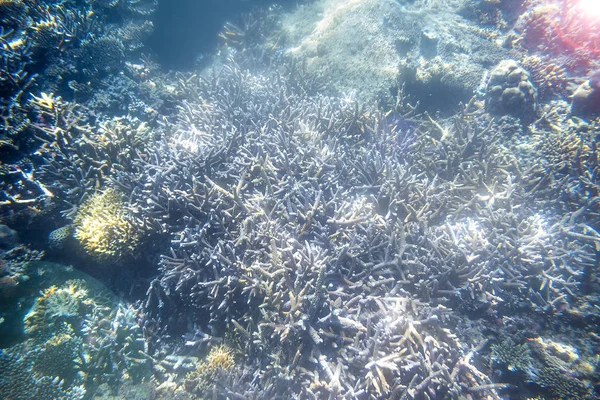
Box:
(0, 224, 18, 249)
(2, 1, 600, 399)
(22, 8, 594, 393)
(280, 0, 507, 110)
(184, 344, 236, 396)
(5, 268, 152, 398)
(34, 333, 84, 385)
(81, 303, 151, 387)
(490, 337, 532, 373)
(24, 280, 92, 338)
(512, 0, 600, 68)
(489, 335, 598, 399)
(521, 54, 569, 100)
(115, 48, 591, 397)
(0, 0, 158, 229)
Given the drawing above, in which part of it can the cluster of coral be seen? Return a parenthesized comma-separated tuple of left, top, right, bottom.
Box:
(0, 262, 151, 399)
(1, 0, 600, 399)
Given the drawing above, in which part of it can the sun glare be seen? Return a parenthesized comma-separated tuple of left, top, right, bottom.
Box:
(576, 0, 600, 19)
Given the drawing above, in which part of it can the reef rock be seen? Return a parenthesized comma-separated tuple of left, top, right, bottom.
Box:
(571, 70, 600, 118)
(281, 0, 507, 112)
(0, 224, 18, 250)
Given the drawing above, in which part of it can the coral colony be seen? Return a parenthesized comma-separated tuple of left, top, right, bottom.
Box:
(1, 0, 600, 399)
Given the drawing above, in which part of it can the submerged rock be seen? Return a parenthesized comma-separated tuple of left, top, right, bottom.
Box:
(571, 70, 600, 118)
(0, 224, 18, 250)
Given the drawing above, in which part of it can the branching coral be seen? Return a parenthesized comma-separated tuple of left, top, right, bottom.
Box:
(24, 280, 92, 338)
(184, 344, 236, 395)
(73, 188, 143, 261)
(81, 303, 151, 386)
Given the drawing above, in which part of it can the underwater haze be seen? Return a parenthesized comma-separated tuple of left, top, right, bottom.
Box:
(1, 0, 600, 399)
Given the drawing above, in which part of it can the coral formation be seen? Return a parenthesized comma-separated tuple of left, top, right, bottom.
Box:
(491, 337, 533, 372)
(81, 303, 151, 387)
(521, 54, 569, 100)
(0, 342, 85, 400)
(34, 333, 83, 385)
(184, 344, 236, 395)
(489, 334, 598, 399)
(0, 0, 158, 225)
(73, 189, 142, 261)
(485, 59, 537, 121)
(6, 271, 151, 397)
(0, 224, 18, 248)
(2, 0, 600, 399)
(78, 36, 126, 78)
(24, 280, 91, 338)
(48, 225, 74, 251)
(280, 0, 506, 110)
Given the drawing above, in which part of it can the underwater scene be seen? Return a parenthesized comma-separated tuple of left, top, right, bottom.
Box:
(1, 0, 600, 398)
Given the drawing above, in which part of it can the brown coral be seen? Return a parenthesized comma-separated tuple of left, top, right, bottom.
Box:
(521, 55, 569, 100)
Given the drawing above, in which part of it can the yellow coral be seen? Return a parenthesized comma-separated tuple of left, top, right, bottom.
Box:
(194, 344, 236, 378)
(206, 344, 235, 371)
(30, 92, 59, 111)
(74, 188, 141, 261)
(185, 344, 236, 394)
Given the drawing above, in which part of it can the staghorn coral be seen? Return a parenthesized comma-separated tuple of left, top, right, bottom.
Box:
(15, 3, 600, 399)
(81, 303, 151, 386)
(0, 0, 27, 26)
(0, 0, 159, 227)
(117, 37, 597, 397)
(73, 188, 143, 261)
